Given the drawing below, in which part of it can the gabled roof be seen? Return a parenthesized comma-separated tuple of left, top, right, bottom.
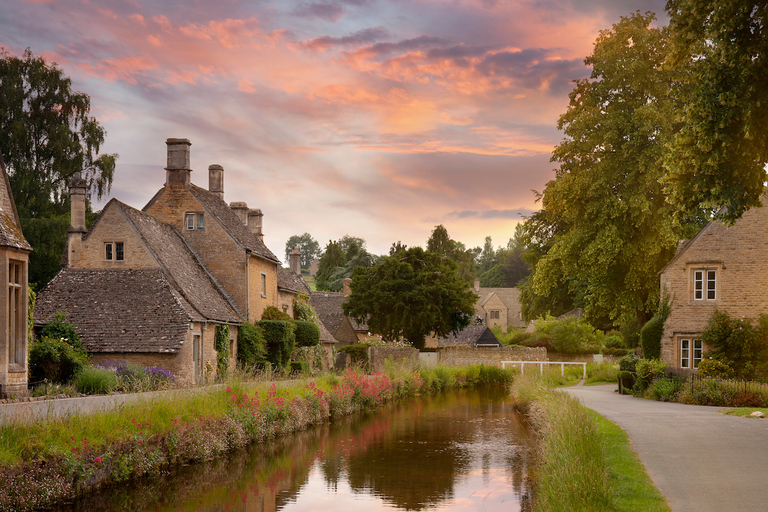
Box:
(437, 326, 501, 347)
(34, 269, 193, 353)
(277, 267, 311, 295)
(309, 291, 368, 334)
(476, 287, 522, 309)
(0, 153, 31, 252)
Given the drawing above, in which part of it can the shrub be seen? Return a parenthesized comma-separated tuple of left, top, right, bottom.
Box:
(294, 320, 320, 347)
(677, 378, 737, 406)
(28, 337, 88, 384)
(620, 316, 641, 349)
(602, 347, 629, 357)
(634, 358, 666, 393)
(338, 343, 370, 369)
(533, 315, 602, 354)
(640, 296, 670, 360)
(39, 311, 83, 350)
(289, 361, 310, 375)
(237, 322, 267, 366)
(74, 365, 117, 394)
(732, 391, 766, 408)
(257, 320, 296, 369)
(604, 334, 624, 349)
(697, 358, 735, 380)
(261, 305, 293, 321)
(647, 377, 682, 402)
(293, 295, 319, 322)
(215, 324, 230, 377)
(701, 310, 768, 381)
(618, 353, 639, 372)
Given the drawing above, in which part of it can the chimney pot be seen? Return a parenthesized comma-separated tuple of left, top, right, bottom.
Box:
(289, 246, 301, 275)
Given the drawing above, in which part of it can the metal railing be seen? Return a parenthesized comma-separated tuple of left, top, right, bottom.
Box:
(501, 360, 587, 380)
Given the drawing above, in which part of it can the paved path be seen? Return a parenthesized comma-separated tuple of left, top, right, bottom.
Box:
(562, 384, 768, 512)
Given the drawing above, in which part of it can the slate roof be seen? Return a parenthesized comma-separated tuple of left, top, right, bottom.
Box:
(437, 326, 501, 347)
(35, 200, 242, 353)
(476, 287, 522, 310)
(277, 267, 311, 295)
(309, 291, 368, 335)
(34, 268, 193, 353)
(0, 153, 32, 252)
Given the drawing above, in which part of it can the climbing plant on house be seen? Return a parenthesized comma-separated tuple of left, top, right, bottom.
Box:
(215, 324, 230, 378)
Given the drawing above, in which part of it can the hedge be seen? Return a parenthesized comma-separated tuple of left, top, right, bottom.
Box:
(294, 321, 320, 347)
(257, 320, 295, 369)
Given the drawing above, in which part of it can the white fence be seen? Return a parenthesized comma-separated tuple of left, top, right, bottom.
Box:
(501, 360, 587, 380)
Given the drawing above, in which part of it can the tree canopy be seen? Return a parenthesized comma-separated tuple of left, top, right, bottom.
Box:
(426, 225, 476, 284)
(521, 12, 706, 328)
(343, 247, 476, 350)
(663, 0, 768, 224)
(284, 232, 320, 269)
(0, 48, 117, 288)
(315, 236, 377, 291)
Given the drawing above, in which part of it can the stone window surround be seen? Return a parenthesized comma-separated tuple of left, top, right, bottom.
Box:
(686, 261, 722, 302)
(489, 310, 500, 320)
(104, 241, 125, 261)
(185, 212, 205, 230)
(260, 272, 267, 298)
(679, 336, 704, 369)
(7, 259, 25, 369)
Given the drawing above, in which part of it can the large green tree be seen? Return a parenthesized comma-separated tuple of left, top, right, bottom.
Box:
(284, 232, 320, 269)
(0, 48, 117, 288)
(524, 13, 705, 328)
(663, 0, 768, 224)
(314, 236, 376, 291)
(426, 225, 476, 284)
(343, 247, 476, 349)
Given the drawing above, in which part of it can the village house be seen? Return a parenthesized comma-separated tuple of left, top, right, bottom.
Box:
(472, 279, 526, 333)
(0, 153, 32, 398)
(34, 138, 309, 384)
(660, 195, 768, 371)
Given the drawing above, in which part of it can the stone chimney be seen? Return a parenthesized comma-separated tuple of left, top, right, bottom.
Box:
(343, 278, 353, 297)
(165, 138, 192, 187)
(248, 208, 263, 241)
(229, 202, 249, 225)
(289, 246, 301, 275)
(67, 172, 88, 267)
(474, 278, 480, 292)
(208, 164, 224, 200)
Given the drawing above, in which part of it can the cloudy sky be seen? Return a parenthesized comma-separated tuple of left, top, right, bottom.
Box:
(1, 0, 667, 261)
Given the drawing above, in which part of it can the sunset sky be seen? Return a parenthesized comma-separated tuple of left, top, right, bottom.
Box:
(1, 0, 668, 261)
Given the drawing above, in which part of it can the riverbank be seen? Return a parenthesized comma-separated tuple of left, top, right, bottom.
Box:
(511, 374, 670, 512)
(0, 364, 512, 511)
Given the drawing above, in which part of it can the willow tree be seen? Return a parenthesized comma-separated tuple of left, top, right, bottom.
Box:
(526, 12, 703, 328)
(663, 0, 768, 224)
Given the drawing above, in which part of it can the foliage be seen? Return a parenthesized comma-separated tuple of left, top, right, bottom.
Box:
(701, 310, 768, 380)
(294, 320, 320, 347)
(0, 48, 117, 288)
(585, 362, 620, 385)
(676, 378, 738, 406)
(491, 326, 532, 347)
(39, 311, 83, 350)
(476, 231, 530, 288)
(315, 237, 376, 292)
(633, 358, 667, 393)
(289, 361, 310, 375)
(620, 316, 641, 349)
(293, 294, 318, 322)
(260, 305, 292, 322)
(343, 246, 476, 349)
(618, 353, 640, 373)
(426, 224, 477, 284)
(520, 13, 707, 329)
(315, 240, 345, 291)
(28, 336, 88, 384)
(74, 365, 117, 394)
(640, 293, 671, 360)
(214, 324, 230, 378)
(257, 320, 296, 369)
(664, 0, 768, 224)
(532, 315, 603, 354)
(604, 334, 624, 349)
(646, 377, 682, 402)
(237, 322, 267, 367)
(697, 358, 735, 380)
(337, 343, 370, 369)
(284, 233, 320, 269)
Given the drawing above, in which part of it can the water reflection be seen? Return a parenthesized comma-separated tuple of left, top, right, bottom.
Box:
(56, 388, 533, 512)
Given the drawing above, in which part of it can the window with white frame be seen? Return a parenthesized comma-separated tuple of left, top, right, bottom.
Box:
(185, 213, 204, 230)
(105, 242, 124, 261)
(680, 338, 703, 369)
(8, 260, 24, 365)
(693, 269, 716, 300)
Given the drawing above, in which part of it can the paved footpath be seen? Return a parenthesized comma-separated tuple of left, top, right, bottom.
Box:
(562, 384, 768, 512)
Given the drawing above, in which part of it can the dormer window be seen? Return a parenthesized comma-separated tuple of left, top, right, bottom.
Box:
(186, 213, 204, 230)
(105, 242, 124, 261)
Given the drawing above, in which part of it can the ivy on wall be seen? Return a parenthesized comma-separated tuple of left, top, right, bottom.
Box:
(215, 324, 230, 378)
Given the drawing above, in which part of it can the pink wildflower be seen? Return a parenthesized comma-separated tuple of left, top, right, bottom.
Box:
(93, 456, 102, 464)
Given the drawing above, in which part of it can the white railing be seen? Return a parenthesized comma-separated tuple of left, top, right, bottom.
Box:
(501, 361, 587, 380)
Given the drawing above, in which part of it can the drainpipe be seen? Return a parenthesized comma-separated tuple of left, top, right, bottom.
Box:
(245, 251, 250, 322)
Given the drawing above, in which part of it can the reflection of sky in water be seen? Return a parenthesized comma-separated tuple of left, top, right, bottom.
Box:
(281, 466, 519, 512)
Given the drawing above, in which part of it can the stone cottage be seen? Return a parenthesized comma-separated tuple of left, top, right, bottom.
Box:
(0, 153, 32, 398)
(473, 280, 526, 333)
(660, 194, 768, 371)
(35, 138, 308, 384)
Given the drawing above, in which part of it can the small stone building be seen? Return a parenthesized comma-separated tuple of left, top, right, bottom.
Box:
(660, 195, 768, 371)
(0, 153, 32, 398)
(309, 291, 368, 347)
(473, 280, 526, 332)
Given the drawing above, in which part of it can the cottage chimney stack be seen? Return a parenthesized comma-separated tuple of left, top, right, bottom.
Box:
(229, 202, 249, 225)
(343, 278, 353, 297)
(165, 138, 192, 187)
(248, 209, 263, 241)
(289, 246, 301, 275)
(474, 278, 480, 292)
(67, 172, 88, 267)
(208, 164, 224, 200)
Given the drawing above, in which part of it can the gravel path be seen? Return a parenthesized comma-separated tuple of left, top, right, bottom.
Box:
(561, 384, 768, 512)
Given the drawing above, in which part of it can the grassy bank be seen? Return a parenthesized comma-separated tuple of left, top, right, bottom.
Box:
(511, 374, 669, 512)
(0, 364, 512, 511)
